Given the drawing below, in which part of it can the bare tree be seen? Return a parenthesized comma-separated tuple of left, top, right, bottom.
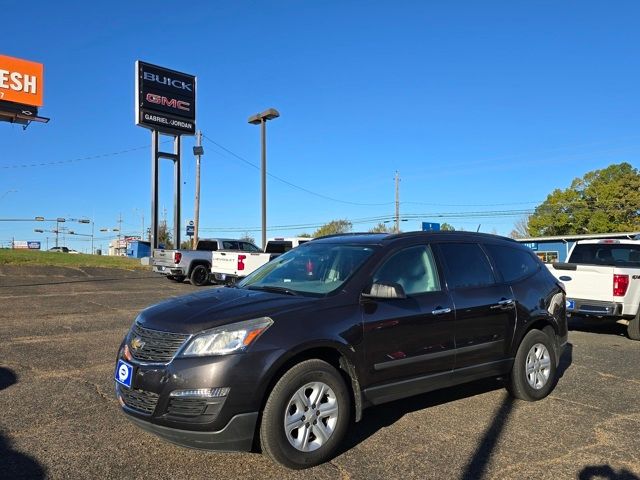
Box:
(510, 215, 531, 239)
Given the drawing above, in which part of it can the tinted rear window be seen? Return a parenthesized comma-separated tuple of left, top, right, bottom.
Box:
(485, 244, 540, 283)
(196, 241, 218, 251)
(569, 243, 640, 267)
(266, 241, 293, 254)
(439, 243, 495, 289)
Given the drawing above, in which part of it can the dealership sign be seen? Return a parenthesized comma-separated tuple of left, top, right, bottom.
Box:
(0, 55, 44, 107)
(12, 240, 41, 250)
(135, 61, 196, 135)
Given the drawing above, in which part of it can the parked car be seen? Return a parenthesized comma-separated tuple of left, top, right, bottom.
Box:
(152, 238, 261, 286)
(211, 237, 313, 284)
(49, 246, 69, 253)
(547, 238, 640, 339)
(115, 232, 567, 469)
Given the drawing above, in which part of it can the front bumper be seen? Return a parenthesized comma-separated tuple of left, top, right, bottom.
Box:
(124, 409, 258, 451)
(114, 344, 283, 451)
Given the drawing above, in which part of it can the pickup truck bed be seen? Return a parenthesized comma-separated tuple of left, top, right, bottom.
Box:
(547, 239, 640, 340)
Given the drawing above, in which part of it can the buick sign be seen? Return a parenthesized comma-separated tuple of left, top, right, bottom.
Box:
(135, 61, 196, 135)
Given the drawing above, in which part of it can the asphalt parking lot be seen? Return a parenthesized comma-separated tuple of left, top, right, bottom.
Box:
(0, 265, 638, 480)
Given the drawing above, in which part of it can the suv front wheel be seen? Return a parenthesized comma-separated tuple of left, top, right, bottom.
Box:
(260, 359, 350, 469)
(507, 329, 558, 401)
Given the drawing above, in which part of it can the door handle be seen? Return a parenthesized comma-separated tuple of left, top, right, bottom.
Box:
(491, 298, 515, 309)
(432, 307, 452, 315)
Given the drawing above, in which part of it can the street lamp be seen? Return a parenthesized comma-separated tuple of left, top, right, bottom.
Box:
(248, 108, 280, 249)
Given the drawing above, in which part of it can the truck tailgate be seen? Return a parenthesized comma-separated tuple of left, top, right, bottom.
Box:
(550, 263, 615, 302)
(212, 252, 271, 276)
(152, 249, 177, 267)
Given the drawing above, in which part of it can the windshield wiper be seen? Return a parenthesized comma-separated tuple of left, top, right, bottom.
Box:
(247, 285, 299, 296)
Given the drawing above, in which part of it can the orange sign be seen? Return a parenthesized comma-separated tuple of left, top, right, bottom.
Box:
(0, 55, 44, 107)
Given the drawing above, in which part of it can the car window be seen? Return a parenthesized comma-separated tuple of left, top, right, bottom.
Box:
(222, 241, 239, 250)
(372, 245, 441, 295)
(266, 241, 293, 254)
(485, 244, 539, 283)
(569, 243, 640, 267)
(240, 242, 261, 252)
(439, 243, 495, 289)
(196, 240, 218, 251)
(239, 243, 376, 296)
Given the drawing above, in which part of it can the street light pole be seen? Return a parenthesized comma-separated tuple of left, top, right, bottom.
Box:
(248, 108, 280, 249)
(193, 130, 204, 249)
(260, 118, 267, 249)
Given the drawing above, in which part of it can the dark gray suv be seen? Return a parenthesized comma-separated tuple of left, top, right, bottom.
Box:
(115, 232, 567, 469)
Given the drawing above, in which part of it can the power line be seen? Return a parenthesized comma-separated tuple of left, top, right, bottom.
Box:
(0, 140, 171, 169)
(202, 135, 394, 207)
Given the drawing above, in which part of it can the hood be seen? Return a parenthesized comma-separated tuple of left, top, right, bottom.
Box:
(135, 286, 318, 334)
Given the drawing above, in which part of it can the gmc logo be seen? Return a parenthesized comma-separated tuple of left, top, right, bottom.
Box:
(143, 72, 193, 92)
(146, 93, 190, 111)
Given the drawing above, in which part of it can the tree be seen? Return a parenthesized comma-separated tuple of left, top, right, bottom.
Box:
(239, 232, 256, 245)
(158, 221, 173, 249)
(180, 240, 191, 249)
(368, 222, 393, 233)
(440, 223, 455, 231)
(509, 216, 531, 239)
(313, 219, 352, 238)
(298, 233, 313, 238)
(528, 163, 640, 236)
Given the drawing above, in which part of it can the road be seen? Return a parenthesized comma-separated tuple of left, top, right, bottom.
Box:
(0, 265, 638, 479)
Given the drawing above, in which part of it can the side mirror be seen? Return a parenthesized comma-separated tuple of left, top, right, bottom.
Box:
(362, 282, 406, 300)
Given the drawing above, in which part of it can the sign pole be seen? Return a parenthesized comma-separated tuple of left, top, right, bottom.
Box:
(151, 130, 160, 249)
(173, 135, 181, 249)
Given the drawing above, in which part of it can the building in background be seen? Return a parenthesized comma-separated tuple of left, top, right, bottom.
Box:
(515, 232, 639, 263)
(108, 236, 141, 256)
(126, 240, 151, 259)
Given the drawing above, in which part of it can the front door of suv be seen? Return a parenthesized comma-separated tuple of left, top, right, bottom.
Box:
(362, 244, 455, 388)
(436, 242, 516, 370)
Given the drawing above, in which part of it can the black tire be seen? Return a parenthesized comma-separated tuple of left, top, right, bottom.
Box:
(189, 265, 210, 286)
(506, 329, 558, 401)
(628, 311, 640, 341)
(260, 359, 350, 469)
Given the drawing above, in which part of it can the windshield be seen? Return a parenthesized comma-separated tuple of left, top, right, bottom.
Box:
(238, 243, 376, 296)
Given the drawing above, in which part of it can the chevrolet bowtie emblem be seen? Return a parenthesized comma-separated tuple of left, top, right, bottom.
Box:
(130, 337, 145, 350)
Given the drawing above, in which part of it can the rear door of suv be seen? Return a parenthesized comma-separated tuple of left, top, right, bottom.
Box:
(435, 242, 517, 370)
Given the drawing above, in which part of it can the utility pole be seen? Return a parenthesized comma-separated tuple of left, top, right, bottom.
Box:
(394, 171, 401, 233)
(117, 213, 123, 254)
(193, 130, 203, 248)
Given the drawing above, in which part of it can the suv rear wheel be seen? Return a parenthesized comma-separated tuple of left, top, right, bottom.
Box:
(260, 359, 350, 469)
(507, 329, 558, 401)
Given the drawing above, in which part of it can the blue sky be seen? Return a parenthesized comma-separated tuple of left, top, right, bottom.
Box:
(2, 1, 639, 251)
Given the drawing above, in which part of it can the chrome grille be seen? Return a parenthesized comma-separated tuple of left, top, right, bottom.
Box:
(129, 323, 189, 363)
(167, 398, 207, 417)
(120, 388, 159, 415)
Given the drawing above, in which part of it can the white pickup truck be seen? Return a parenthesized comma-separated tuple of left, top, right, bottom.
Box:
(211, 237, 313, 284)
(547, 238, 640, 340)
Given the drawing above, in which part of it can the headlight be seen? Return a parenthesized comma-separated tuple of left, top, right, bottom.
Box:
(180, 317, 273, 357)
